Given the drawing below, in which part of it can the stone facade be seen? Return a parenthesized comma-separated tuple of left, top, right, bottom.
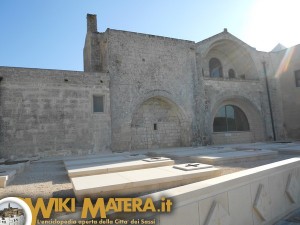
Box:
(0, 67, 111, 158)
(0, 14, 299, 158)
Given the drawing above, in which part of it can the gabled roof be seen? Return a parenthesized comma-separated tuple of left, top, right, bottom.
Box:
(196, 28, 256, 50)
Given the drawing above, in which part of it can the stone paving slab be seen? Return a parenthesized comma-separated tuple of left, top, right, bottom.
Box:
(190, 150, 278, 165)
(0, 170, 16, 188)
(64, 154, 147, 169)
(71, 165, 221, 200)
(67, 157, 174, 178)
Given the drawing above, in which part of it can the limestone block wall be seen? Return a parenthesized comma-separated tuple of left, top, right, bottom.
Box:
(106, 29, 196, 151)
(203, 79, 266, 144)
(268, 45, 300, 140)
(148, 158, 300, 225)
(194, 31, 274, 144)
(0, 67, 111, 158)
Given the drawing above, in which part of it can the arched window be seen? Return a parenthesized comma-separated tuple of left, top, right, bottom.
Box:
(209, 58, 223, 78)
(213, 105, 250, 132)
(228, 69, 236, 78)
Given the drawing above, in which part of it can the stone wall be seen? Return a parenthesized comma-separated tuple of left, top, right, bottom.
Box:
(0, 67, 111, 158)
(106, 29, 196, 151)
(194, 32, 272, 144)
(269, 45, 300, 140)
(203, 79, 266, 144)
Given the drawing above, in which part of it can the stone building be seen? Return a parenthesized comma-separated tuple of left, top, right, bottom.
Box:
(0, 14, 299, 158)
(0, 203, 24, 225)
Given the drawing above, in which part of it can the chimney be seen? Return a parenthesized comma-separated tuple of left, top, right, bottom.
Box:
(87, 14, 97, 33)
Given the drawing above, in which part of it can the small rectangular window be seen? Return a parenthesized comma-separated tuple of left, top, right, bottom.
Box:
(295, 70, 300, 87)
(93, 95, 104, 113)
(154, 123, 157, 130)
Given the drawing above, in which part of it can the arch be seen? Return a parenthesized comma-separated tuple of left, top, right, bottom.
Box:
(203, 39, 259, 79)
(209, 58, 223, 77)
(210, 96, 265, 144)
(130, 95, 190, 150)
(213, 105, 249, 132)
(228, 69, 236, 78)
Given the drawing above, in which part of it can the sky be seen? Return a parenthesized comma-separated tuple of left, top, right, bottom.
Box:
(0, 202, 22, 210)
(0, 0, 299, 71)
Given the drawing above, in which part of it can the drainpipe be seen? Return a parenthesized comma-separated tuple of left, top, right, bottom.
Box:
(262, 61, 276, 141)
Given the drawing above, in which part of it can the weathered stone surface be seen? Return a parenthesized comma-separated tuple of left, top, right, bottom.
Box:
(67, 158, 174, 177)
(64, 153, 147, 169)
(143, 158, 300, 225)
(286, 173, 300, 204)
(0, 67, 111, 158)
(190, 149, 277, 165)
(71, 165, 221, 200)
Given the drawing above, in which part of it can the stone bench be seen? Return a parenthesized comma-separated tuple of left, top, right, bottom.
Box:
(190, 149, 277, 165)
(67, 157, 174, 178)
(71, 164, 221, 200)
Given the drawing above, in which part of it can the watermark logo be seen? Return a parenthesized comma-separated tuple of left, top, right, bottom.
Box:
(0, 197, 172, 225)
(0, 197, 32, 225)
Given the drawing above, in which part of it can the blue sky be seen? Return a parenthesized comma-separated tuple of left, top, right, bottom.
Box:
(0, 0, 299, 71)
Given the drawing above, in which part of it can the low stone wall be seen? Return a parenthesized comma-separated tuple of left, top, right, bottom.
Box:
(147, 158, 300, 225)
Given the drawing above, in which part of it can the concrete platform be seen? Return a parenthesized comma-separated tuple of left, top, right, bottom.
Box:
(0, 162, 28, 174)
(162, 147, 235, 159)
(0, 170, 16, 188)
(275, 145, 300, 155)
(71, 165, 221, 200)
(190, 149, 278, 165)
(234, 142, 295, 151)
(67, 157, 174, 178)
(64, 153, 147, 169)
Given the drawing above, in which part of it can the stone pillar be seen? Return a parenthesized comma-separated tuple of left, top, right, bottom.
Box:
(87, 14, 97, 33)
